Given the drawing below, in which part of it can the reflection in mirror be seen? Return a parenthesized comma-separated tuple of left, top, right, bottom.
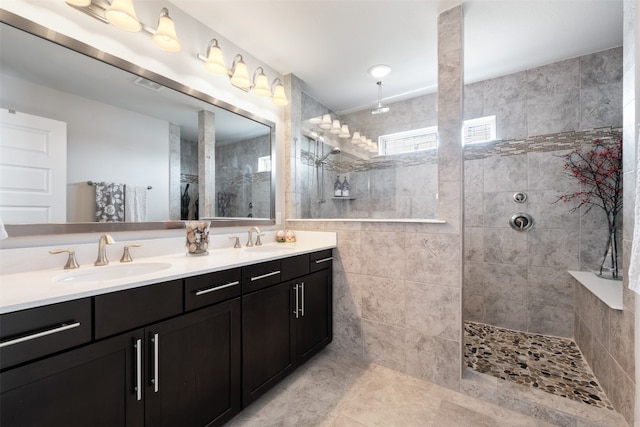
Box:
(0, 13, 275, 235)
(295, 92, 438, 220)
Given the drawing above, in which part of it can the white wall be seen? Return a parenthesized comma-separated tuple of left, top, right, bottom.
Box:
(1, 74, 170, 222)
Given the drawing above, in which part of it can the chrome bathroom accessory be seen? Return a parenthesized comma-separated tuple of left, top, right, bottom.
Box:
(246, 226, 264, 247)
(95, 233, 114, 266)
(229, 236, 241, 248)
(120, 244, 141, 262)
(49, 249, 80, 269)
(513, 192, 528, 203)
(509, 213, 533, 231)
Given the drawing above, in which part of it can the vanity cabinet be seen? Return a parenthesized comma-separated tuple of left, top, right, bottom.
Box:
(0, 248, 332, 425)
(242, 249, 333, 407)
(0, 274, 241, 427)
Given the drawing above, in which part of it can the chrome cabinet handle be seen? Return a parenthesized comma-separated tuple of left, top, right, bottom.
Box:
(151, 333, 159, 393)
(134, 338, 142, 401)
(300, 282, 305, 317)
(293, 284, 299, 318)
(195, 281, 240, 296)
(0, 322, 81, 348)
(314, 257, 333, 264)
(250, 270, 281, 281)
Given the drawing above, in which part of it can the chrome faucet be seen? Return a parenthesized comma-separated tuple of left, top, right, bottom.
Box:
(246, 226, 264, 247)
(95, 234, 115, 266)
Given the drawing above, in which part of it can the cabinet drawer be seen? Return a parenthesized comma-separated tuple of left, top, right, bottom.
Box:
(184, 268, 241, 311)
(242, 260, 281, 293)
(0, 298, 92, 370)
(309, 249, 334, 272)
(95, 280, 183, 339)
(280, 254, 309, 282)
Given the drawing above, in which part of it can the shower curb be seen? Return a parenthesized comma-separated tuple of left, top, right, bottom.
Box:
(460, 368, 628, 427)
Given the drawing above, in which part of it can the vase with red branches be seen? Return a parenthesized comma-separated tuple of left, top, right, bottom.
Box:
(557, 136, 623, 279)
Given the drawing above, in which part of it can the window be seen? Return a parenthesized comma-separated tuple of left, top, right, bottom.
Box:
(378, 126, 438, 156)
(463, 115, 496, 144)
(258, 156, 271, 172)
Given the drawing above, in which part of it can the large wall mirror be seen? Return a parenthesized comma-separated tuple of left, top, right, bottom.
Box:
(0, 11, 276, 236)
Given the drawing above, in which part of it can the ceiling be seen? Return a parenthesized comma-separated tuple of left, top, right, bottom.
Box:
(173, 0, 624, 114)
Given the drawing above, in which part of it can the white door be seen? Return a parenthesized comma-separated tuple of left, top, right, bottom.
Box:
(0, 109, 67, 223)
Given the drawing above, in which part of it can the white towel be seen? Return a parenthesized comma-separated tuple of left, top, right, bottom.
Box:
(629, 130, 640, 294)
(125, 185, 148, 222)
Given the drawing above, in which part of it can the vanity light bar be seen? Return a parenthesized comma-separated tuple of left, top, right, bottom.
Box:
(196, 49, 289, 106)
(66, 0, 288, 106)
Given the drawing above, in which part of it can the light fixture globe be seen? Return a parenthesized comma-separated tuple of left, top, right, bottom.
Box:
(253, 68, 272, 97)
(105, 0, 142, 32)
(230, 55, 251, 89)
(204, 39, 227, 75)
(152, 8, 181, 52)
(318, 114, 332, 130)
(271, 80, 289, 106)
(368, 64, 391, 79)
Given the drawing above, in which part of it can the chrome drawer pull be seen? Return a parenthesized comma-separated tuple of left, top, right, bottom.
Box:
(0, 322, 81, 348)
(293, 284, 299, 319)
(314, 257, 333, 264)
(151, 333, 159, 393)
(300, 282, 305, 317)
(134, 338, 142, 401)
(195, 281, 240, 296)
(250, 270, 281, 281)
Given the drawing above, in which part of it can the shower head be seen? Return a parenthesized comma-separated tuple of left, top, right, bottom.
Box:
(317, 146, 341, 163)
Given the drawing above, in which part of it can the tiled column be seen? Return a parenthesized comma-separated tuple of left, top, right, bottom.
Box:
(168, 123, 181, 220)
(198, 109, 215, 218)
(284, 73, 303, 220)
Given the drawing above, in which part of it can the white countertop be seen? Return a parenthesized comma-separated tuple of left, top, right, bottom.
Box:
(0, 231, 336, 314)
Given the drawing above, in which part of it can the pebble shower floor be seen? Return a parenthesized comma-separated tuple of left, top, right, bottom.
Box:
(464, 321, 614, 410)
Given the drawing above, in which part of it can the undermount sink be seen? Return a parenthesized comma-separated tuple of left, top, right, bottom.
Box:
(243, 245, 296, 253)
(54, 262, 172, 283)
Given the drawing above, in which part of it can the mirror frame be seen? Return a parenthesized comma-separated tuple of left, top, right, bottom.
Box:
(0, 10, 277, 237)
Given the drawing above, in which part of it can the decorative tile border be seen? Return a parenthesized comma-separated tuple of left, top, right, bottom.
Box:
(464, 127, 622, 160)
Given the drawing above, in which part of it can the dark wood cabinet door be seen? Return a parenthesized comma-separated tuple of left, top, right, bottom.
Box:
(0, 330, 144, 427)
(144, 298, 241, 427)
(242, 281, 295, 407)
(296, 268, 333, 364)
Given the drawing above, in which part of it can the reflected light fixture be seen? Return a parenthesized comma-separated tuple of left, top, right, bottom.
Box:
(371, 81, 390, 115)
(330, 119, 341, 134)
(253, 67, 272, 97)
(351, 131, 361, 144)
(309, 116, 323, 124)
(204, 39, 227, 75)
(319, 114, 333, 130)
(338, 125, 350, 139)
(105, 0, 142, 32)
(230, 55, 251, 89)
(151, 8, 181, 52)
(271, 79, 289, 106)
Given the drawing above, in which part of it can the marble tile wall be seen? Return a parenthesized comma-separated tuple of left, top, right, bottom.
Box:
(463, 47, 623, 339)
(215, 135, 271, 218)
(284, 5, 464, 392)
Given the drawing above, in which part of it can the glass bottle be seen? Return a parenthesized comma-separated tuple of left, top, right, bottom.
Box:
(342, 176, 350, 197)
(333, 175, 342, 197)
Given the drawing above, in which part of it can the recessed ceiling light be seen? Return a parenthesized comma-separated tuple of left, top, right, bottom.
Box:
(368, 64, 391, 79)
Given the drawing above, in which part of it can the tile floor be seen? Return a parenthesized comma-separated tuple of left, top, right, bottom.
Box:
(463, 322, 613, 410)
(227, 349, 557, 427)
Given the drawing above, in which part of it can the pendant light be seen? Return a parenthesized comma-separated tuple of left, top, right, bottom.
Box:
(151, 8, 181, 52)
(371, 81, 390, 115)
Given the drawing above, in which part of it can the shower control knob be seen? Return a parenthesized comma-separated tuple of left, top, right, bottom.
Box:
(509, 213, 533, 231)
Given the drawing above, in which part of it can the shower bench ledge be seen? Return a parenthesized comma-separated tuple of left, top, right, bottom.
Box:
(569, 270, 623, 310)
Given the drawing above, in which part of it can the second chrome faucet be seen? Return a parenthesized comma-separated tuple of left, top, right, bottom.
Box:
(246, 226, 264, 247)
